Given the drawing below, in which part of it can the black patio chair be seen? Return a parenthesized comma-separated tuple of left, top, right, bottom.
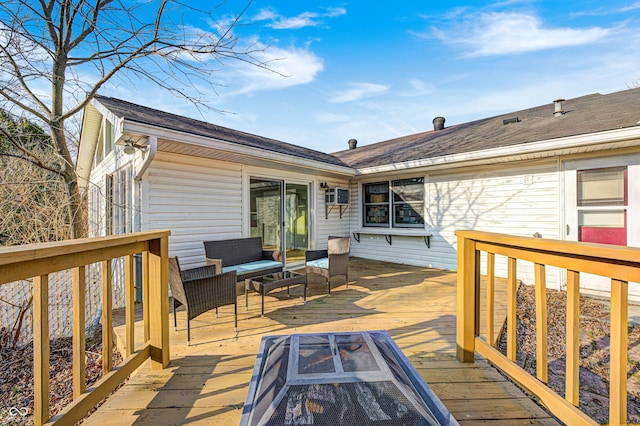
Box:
(169, 256, 237, 345)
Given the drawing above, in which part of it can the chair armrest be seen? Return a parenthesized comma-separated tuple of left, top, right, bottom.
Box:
(205, 258, 223, 273)
(305, 249, 328, 262)
(262, 250, 282, 262)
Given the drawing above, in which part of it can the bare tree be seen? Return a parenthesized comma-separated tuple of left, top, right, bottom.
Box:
(0, 0, 271, 239)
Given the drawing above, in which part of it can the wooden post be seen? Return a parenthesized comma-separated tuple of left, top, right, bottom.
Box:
(33, 274, 50, 425)
(507, 257, 517, 361)
(486, 252, 495, 346)
(565, 270, 580, 406)
(125, 254, 135, 356)
(609, 279, 628, 426)
(456, 234, 476, 362)
(102, 260, 113, 375)
(148, 236, 169, 369)
(72, 266, 86, 398)
(534, 263, 548, 383)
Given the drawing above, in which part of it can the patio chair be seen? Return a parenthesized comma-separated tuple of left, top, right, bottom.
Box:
(305, 236, 351, 295)
(169, 256, 237, 345)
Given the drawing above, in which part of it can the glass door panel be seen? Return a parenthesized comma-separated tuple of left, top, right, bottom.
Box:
(285, 183, 308, 264)
(250, 179, 282, 252)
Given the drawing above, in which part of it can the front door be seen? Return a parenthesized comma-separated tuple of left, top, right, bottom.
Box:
(249, 178, 309, 267)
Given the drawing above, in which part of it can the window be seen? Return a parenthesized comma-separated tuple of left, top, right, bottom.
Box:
(363, 177, 425, 228)
(577, 167, 627, 245)
(107, 166, 133, 235)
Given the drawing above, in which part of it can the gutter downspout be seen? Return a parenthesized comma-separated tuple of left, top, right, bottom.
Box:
(135, 135, 157, 183)
(133, 135, 157, 233)
(132, 135, 157, 302)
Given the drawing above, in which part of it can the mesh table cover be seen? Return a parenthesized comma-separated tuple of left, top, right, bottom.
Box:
(240, 331, 458, 426)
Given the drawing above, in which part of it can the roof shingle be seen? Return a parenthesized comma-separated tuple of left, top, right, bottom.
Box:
(332, 88, 640, 168)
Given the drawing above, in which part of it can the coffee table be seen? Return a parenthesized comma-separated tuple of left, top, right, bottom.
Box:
(245, 271, 307, 317)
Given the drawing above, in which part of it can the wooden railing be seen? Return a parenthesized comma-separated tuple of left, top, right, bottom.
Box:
(0, 231, 171, 425)
(455, 230, 639, 425)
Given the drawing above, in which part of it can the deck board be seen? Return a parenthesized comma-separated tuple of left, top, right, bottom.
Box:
(88, 257, 559, 425)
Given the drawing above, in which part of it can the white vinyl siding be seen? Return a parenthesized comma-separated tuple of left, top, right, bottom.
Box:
(350, 159, 561, 287)
(146, 153, 243, 268)
(314, 178, 352, 250)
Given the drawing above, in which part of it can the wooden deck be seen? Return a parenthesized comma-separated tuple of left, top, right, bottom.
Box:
(86, 258, 559, 425)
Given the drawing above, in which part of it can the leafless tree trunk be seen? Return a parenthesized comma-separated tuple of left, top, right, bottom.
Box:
(0, 0, 274, 239)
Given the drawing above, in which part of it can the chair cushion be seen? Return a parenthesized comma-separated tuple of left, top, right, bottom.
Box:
(222, 260, 283, 275)
(306, 257, 328, 269)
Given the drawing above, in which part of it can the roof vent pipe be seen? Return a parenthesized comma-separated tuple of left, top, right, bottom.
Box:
(433, 116, 445, 131)
(553, 98, 565, 117)
(348, 138, 358, 150)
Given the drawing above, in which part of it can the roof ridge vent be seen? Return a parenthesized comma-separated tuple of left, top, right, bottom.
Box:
(553, 98, 565, 117)
(503, 116, 520, 125)
(432, 116, 445, 131)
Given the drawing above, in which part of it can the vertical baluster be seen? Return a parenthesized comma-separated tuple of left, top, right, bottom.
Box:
(507, 257, 517, 361)
(565, 270, 580, 406)
(33, 274, 49, 425)
(610, 279, 628, 425)
(486, 252, 495, 346)
(102, 260, 113, 374)
(72, 266, 86, 398)
(143, 250, 150, 343)
(534, 263, 548, 383)
(125, 254, 135, 356)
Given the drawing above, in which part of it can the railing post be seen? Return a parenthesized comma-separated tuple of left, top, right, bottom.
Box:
(148, 236, 170, 369)
(456, 234, 477, 362)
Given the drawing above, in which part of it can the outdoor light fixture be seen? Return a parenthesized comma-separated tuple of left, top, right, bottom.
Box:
(319, 182, 329, 189)
(120, 140, 147, 155)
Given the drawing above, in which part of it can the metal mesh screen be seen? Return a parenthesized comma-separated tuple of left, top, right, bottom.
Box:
(263, 381, 437, 425)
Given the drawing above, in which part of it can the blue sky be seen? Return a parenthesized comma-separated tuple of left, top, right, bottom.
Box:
(105, 1, 640, 153)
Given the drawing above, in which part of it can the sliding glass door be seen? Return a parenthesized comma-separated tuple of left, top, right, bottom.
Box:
(285, 183, 309, 264)
(250, 178, 309, 266)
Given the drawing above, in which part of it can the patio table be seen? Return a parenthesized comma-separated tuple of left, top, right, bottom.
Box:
(240, 330, 458, 425)
(245, 271, 307, 317)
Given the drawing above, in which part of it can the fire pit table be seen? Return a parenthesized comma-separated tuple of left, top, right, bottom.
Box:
(240, 331, 458, 425)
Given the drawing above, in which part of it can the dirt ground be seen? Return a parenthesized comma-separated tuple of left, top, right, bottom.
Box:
(0, 327, 122, 426)
(498, 285, 640, 424)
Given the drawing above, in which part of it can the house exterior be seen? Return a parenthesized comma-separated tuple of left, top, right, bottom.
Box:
(77, 88, 640, 300)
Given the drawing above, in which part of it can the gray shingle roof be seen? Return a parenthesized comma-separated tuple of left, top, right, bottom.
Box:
(332, 88, 640, 168)
(94, 95, 349, 168)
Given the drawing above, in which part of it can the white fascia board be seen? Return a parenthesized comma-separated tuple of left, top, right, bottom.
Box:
(122, 121, 356, 177)
(356, 126, 640, 175)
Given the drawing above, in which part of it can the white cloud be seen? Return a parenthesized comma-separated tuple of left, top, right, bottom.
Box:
(223, 41, 324, 95)
(431, 12, 610, 57)
(254, 7, 346, 30)
(331, 82, 390, 103)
